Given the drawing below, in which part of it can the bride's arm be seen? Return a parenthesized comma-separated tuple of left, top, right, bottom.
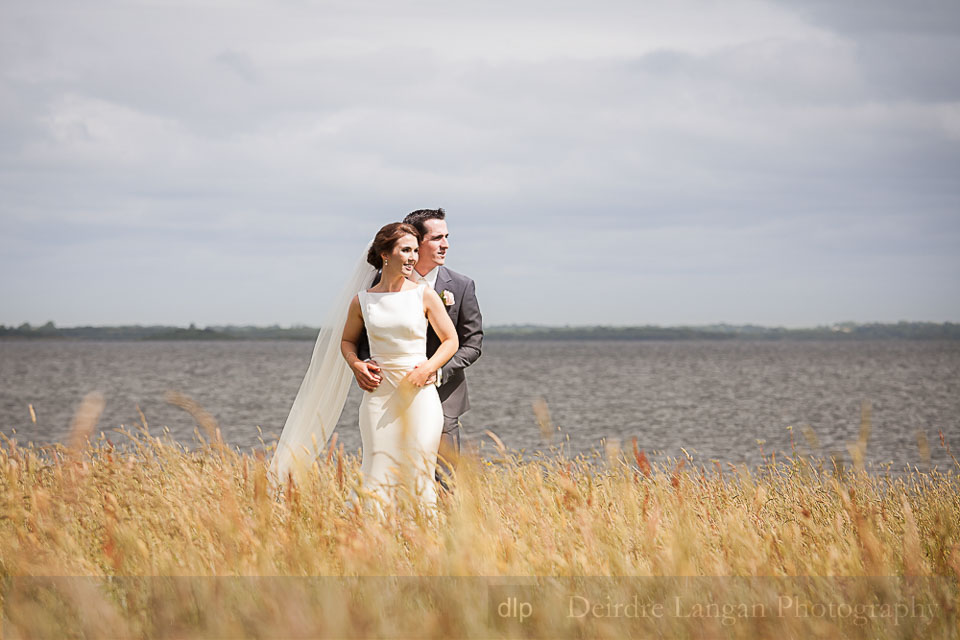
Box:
(406, 289, 459, 387)
(341, 295, 382, 391)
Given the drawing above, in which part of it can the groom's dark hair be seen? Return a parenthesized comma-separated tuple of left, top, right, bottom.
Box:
(403, 208, 445, 237)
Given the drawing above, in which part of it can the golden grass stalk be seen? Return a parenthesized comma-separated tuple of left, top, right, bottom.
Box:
(1, 400, 959, 637)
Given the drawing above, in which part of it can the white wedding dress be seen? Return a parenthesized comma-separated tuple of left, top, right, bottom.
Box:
(355, 283, 444, 509)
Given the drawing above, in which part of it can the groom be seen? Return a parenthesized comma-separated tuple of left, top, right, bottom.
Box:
(355, 208, 483, 486)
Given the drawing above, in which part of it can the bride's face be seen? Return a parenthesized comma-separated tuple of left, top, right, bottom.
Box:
(383, 234, 419, 277)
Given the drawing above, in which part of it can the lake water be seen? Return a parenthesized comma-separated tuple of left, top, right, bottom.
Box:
(1, 339, 958, 471)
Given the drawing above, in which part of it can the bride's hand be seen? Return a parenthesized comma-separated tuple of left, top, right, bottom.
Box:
(404, 362, 434, 388)
(352, 359, 382, 391)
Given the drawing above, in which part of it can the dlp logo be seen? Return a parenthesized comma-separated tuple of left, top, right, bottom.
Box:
(489, 586, 537, 625)
(498, 596, 533, 622)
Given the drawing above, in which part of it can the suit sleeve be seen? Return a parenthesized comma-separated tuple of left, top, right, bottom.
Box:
(443, 278, 482, 378)
(356, 328, 371, 361)
(355, 270, 379, 361)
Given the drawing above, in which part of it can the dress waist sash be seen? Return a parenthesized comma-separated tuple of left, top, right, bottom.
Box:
(370, 353, 426, 387)
(371, 353, 425, 369)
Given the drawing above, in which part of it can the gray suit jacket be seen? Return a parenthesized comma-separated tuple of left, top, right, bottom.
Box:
(357, 266, 483, 417)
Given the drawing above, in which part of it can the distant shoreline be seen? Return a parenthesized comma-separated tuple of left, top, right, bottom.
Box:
(2, 322, 958, 341)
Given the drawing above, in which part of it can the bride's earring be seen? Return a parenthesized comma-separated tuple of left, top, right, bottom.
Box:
(384, 258, 389, 267)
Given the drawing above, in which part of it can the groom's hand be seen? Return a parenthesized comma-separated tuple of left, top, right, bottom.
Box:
(405, 362, 434, 388)
(352, 359, 382, 391)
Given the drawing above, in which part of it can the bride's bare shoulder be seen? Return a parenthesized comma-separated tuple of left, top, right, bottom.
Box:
(421, 286, 443, 309)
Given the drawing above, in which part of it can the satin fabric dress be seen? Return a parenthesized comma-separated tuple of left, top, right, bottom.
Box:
(356, 283, 443, 509)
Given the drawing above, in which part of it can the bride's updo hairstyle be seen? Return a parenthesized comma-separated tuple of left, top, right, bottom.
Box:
(367, 222, 422, 269)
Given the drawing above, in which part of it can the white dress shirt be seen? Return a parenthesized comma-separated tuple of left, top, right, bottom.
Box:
(413, 265, 439, 290)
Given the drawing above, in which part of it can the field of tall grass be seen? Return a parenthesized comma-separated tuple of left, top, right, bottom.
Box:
(1, 393, 958, 638)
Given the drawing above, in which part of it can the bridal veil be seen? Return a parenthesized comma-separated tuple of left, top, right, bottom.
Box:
(269, 243, 376, 485)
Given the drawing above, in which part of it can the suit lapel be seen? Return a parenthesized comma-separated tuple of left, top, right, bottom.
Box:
(434, 266, 455, 320)
(434, 266, 452, 295)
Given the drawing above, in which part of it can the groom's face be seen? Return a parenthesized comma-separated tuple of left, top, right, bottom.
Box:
(419, 219, 449, 268)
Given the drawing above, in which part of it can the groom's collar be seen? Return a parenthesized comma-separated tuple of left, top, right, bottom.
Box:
(414, 265, 439, 287)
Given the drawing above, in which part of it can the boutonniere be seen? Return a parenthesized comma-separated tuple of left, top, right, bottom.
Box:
(441, 290, 455, 307)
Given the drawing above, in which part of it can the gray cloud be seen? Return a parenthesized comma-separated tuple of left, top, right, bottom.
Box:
(777, 0, 960, 35)
(1, 0, 958, 326)
(774, 0, 960, 100)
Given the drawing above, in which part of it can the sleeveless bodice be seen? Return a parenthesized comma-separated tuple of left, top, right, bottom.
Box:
(359, 284, 428, 373)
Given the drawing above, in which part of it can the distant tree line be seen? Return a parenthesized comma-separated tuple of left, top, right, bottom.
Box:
(485, 322, 960, 341)
(2, 321, 959, 341)
(0, 322, 315, 341)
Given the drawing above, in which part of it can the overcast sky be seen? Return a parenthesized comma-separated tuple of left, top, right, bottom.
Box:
(2, 0, 958, 328)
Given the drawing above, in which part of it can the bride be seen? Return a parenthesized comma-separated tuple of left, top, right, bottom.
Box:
(270, 222, 458, 510)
